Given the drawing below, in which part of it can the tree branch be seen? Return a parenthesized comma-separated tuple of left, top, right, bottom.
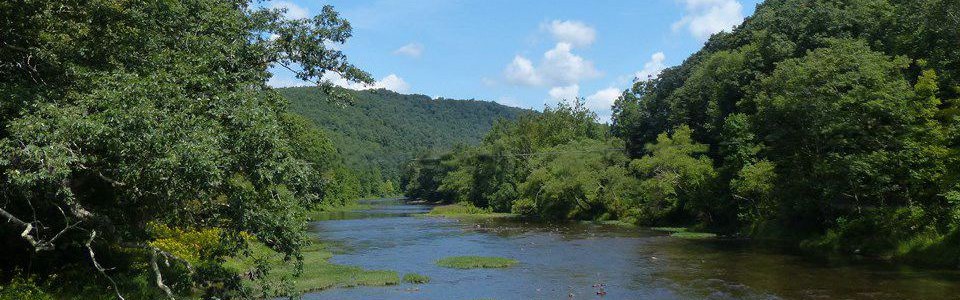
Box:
(86, 231, 125, 300)
(150, 249, 176, 300)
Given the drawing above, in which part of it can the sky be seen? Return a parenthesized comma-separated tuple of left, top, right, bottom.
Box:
(266, 0, 764, 121)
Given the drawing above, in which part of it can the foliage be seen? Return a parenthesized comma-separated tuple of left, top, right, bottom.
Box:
(630, 126, 717, 224)
(403, 0, 960, 265)
(0, 0, 371, 297)
(224, 240, 399, 297)
(404, 100, 606, 214)
(0, 277, 53, 300)
(282, 86, 530, 197)
(519, 139, 637, 221)
(608, 0, 960, 260)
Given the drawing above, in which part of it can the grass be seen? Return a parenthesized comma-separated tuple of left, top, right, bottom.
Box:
(670, 231, 717, 239)
(401, 273, 431, 284)
(579, 220, 637, 227)
(651, 227, 717, 239)
(651, 227, 688, 233)
(225, 240, 399, 294)
(424, 202, 517, 219)
(436, 256, 518, 269)
(305, 202, 373, 221)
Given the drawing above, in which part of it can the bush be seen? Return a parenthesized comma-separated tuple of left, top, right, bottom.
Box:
(0, 278, 53, 300)
(510, 198, 537, 216)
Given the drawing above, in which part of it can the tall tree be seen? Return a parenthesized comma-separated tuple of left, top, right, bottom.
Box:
(0, 0, 369, 297)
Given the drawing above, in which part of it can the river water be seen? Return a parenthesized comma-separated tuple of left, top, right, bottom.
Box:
(304, 199, 959, 299)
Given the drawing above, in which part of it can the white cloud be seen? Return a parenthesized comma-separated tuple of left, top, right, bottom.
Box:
(541, 43, 601, 85)
(495, 96, 527, 108)
(585, 87, 622, 110)
(635, 52, 667, 81)
(504, 55, 543, 86)
(542, 20, 596, 47)
(504, 43, 600, 87)
(371, 74, 410, 93)
(318, 72, 410, 93)
(267, 74, 309, 88)
(548, 84, 580, 101)
(269, 1, 309, 20)
(393, 43, 424, 58)
(672, 0, 744, 40)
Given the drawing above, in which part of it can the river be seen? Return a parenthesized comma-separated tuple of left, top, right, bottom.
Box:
(304, 199, 959, 299)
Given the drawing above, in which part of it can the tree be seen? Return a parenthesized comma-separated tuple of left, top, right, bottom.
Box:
(0, 0, 369, 297)
(752, 39, 938, 228)
(517, 139, 635, 221)
(630, 126, 717, 224)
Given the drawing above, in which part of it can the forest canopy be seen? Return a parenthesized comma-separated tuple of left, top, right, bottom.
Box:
(281, 86, 530, 196)
(403, 0, 960, 267)
(1, 0, 372, 298)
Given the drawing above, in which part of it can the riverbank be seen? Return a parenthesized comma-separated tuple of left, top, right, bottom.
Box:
(224, 240, 399, 296)
(225, 203, 402, 297)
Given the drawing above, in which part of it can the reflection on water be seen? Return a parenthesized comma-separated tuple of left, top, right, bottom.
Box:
(304, 199, 960, 299)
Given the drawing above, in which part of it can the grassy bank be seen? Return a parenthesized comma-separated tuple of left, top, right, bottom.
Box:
(424, 203, 518, 219)
(225, 240, 399, 296)
(305, 202, 374, 220)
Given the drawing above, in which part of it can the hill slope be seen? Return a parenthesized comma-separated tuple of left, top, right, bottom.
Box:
(280, 86, 532, 184)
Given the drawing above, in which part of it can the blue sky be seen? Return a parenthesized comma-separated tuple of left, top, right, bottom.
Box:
(267, 0, 764, 121)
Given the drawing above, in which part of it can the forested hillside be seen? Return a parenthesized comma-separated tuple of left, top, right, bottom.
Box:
(404, 0, 960, 267)
(282, 86, 530, 194)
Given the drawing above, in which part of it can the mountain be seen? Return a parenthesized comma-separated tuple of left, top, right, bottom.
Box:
(280, 86, 532, 182)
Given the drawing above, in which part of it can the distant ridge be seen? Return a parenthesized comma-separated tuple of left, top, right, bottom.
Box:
(280, 86, 533, 181)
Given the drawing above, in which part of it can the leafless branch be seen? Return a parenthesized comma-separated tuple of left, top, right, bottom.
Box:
(150, 249, 176, 300)
(86, 231, 125, 300)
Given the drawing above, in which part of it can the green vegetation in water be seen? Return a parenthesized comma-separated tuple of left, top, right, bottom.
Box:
(436, 256, 518, 269)
(225, 241, 399, 295)
(580, 220, 637, 228)
(652, 227, 689, 233)
(671, 231, 718, 239)
(425, 203, 517, 219)
(651, 227, 716, 239)
(401, 273, 431, 284)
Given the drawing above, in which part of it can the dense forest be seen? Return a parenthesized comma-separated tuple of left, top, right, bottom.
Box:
(404, 0, 960, 266)
(282, 87, 529, 196)
(0, 1, 376, 298)
(3, 0, 960, 298)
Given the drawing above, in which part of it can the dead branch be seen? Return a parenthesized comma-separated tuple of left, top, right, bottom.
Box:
(86, 230, 125, 300)
(150, 248, 176, 300)
(0, 207, 50, 251)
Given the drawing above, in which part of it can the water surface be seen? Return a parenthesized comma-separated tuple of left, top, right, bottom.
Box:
(305, 199, 960, 299)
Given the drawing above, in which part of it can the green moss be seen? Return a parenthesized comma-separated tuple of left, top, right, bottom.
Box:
(424, 203, 517, 219)
(436, 256, 518, 269)
(225, 241, 399, 295)
(401, 273, 431, 284)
